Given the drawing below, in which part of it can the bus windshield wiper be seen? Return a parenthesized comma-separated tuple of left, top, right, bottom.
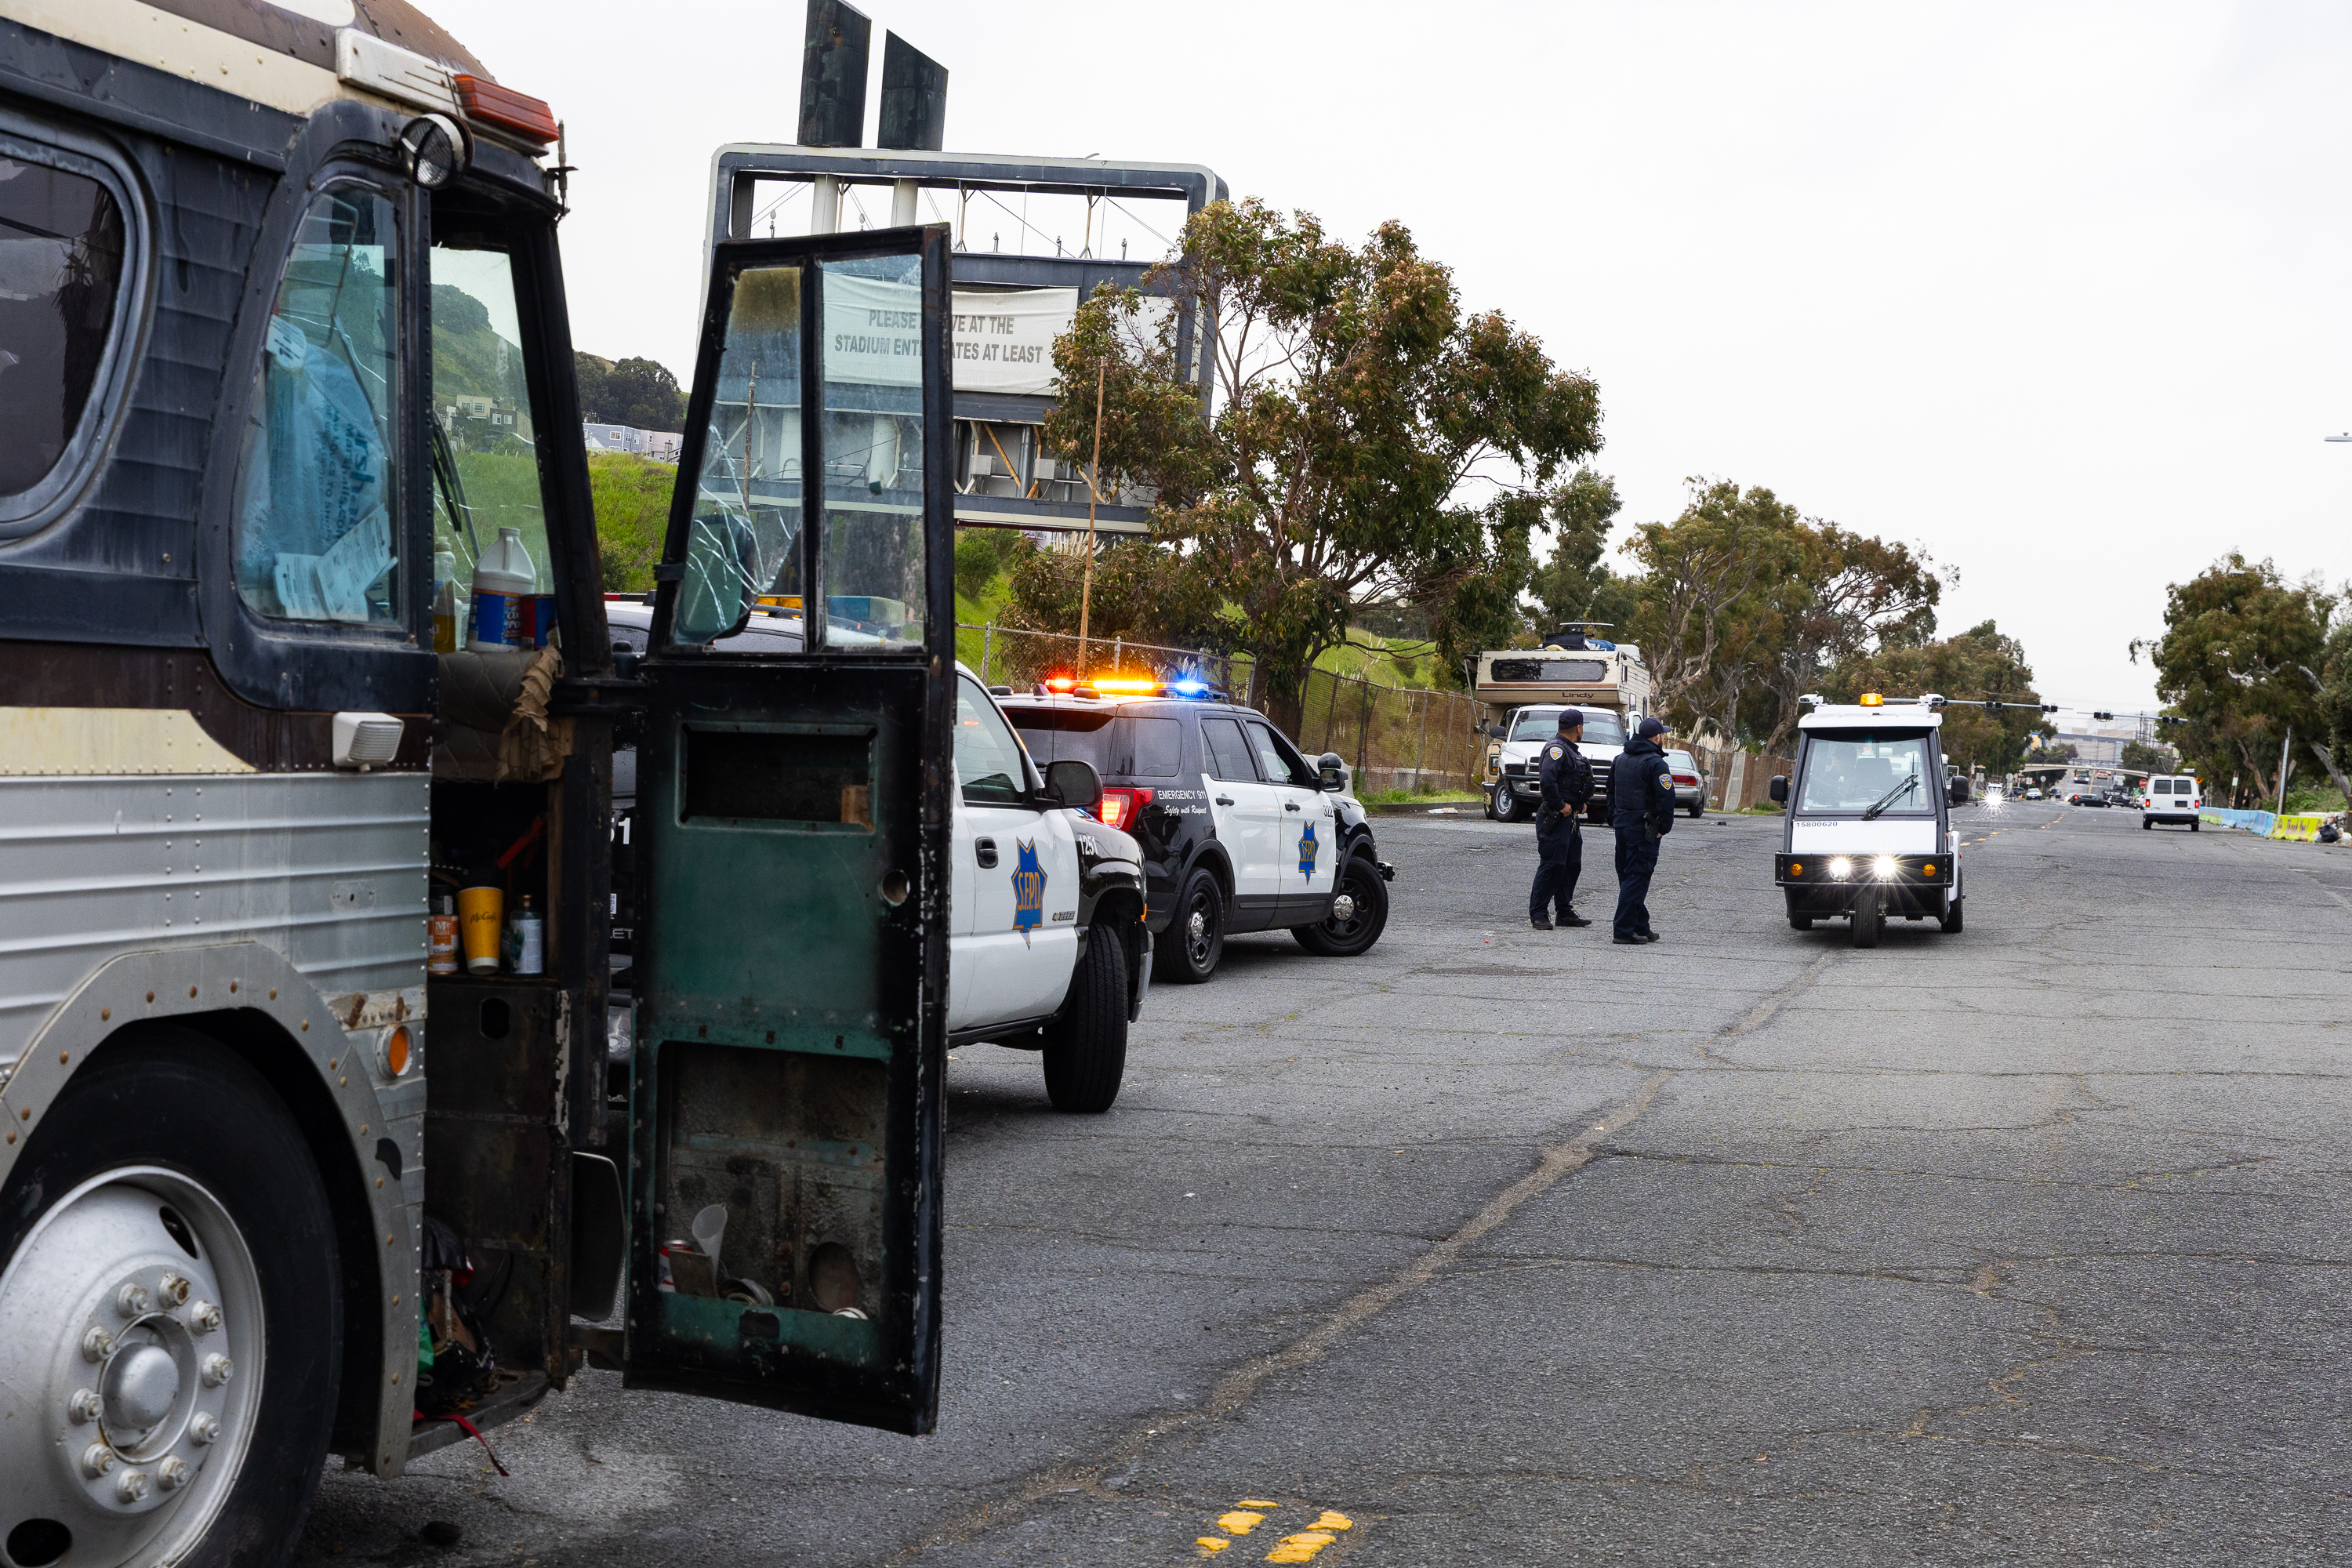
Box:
(1863, 772, 1919, 820)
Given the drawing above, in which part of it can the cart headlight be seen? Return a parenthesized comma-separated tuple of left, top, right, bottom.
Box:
(1828, 856, 1853, 880)
(1873, 855, 1899, 880)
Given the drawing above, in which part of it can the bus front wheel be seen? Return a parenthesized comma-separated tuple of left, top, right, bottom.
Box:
(0, 1027, 343, 1568)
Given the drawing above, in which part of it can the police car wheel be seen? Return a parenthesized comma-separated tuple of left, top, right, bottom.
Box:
(0, 1027, 341, 1568)
(1291, 854, 1390, 957)
(1153, 869, 1225, 985)
(1043, 930, 1128, 1113)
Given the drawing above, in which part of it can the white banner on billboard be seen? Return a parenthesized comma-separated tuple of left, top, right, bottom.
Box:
(823, 278, 1174, 401)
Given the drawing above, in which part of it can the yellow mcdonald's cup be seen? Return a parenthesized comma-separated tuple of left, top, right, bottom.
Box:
(457, 885, 505, 975)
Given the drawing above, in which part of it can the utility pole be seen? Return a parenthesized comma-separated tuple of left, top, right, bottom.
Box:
(2275, 726, 2293, 815)
(1076, 356, 1106, 677)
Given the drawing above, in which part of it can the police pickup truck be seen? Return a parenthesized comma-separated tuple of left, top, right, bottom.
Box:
(608, 601, 1149, 1111)
(1768, 692, 1969, 947)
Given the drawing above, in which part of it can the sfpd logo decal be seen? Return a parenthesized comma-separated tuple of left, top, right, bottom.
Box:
(1011, 840, 1047, 946)
(1298, 820, 1319, 880)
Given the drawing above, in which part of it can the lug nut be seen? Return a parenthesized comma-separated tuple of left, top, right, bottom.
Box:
(157, 1455, 191, 1492)
(115, 1283, 154, 1318)
(199, 1354, 234, 1388)
(188, 1300, 223, 1334)
(115, 1468, 151, 1504)
(69, 1388, 102, 1425)
(82, 1442, 114, 1479)
(159, 1273, 191, 1305)
(82, 1326, 115, 1362)
(188, 1411, 221, 1446)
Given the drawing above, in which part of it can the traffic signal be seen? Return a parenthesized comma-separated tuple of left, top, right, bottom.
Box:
(2040, 705, 2060, 715)
(2092, 711, 2114, 721)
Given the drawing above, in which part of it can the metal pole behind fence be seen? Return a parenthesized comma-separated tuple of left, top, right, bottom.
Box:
(1413, 690, 1428, 794)
(982, 621, 994, 683)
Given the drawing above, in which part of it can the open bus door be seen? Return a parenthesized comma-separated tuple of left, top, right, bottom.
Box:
(619, 225, 954, 1432)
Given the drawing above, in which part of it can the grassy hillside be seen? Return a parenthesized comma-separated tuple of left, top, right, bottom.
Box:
(590, 451, 675, 593)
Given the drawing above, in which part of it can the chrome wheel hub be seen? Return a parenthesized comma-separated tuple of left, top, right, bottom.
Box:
(1329, 893, 1357, 925)
(0, 1168, 263, 1565)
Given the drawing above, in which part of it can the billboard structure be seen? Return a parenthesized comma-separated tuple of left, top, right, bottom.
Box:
(705, 143, 1224, 539)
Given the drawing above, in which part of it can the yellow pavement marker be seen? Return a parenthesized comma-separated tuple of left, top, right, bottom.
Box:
(1264, 1512, 1352, 1562)
(1198, 1539, 1232, 1555)
(1240, 1501, 1279, 1509)
(1218, 1511, 1266, 1535)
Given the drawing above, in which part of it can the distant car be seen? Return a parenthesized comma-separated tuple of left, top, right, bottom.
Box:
(2074, 793, 2111, 808)
(2024, 787, 2043, 800)
(1664, 748, 1705, 818)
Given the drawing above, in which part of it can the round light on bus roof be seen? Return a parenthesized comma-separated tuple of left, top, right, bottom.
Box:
(400, 114, 467, 189)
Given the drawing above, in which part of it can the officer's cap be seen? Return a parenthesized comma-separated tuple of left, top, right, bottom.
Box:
(1555, 708, 1582, 731)
(1635, 717, 1668, 739)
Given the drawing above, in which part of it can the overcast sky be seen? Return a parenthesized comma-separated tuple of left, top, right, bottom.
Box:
(436, 1, 2352, 719)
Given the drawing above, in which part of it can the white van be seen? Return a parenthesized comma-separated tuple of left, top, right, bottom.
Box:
(2142, 775, 2202, 830)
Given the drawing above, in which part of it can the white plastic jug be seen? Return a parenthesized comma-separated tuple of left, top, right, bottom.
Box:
(469, 528, 536, 652)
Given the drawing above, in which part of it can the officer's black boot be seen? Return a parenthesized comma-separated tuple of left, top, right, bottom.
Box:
(1530, 915, 1555, 931)
(1559, 910, 1592, 927)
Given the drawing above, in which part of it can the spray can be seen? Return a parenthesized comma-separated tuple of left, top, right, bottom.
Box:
(469, 528, 537, 652)
(505, 895, 545, 975)
(426, 893, 460, 975)
(432, 551, 463, 653)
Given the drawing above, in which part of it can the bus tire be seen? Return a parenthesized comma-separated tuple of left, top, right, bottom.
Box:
(0, 1025, 342, 1568)
(1043, 929, 1127, 1113)
(1940, 896, 1964, 935)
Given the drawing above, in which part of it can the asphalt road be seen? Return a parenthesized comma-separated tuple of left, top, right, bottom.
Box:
(299, 801, 2352, 1566)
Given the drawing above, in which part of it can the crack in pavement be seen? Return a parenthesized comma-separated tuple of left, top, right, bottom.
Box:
(871, 951, 1846, 1563)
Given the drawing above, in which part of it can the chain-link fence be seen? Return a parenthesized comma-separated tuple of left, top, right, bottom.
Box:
(960, 622, 1488, 796)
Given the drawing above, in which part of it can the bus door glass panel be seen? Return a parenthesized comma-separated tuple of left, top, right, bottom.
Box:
(673, 265, 803, 642)
(1200, 715, 1279, 905)
(817, 254, 924, 649)
(1247, 719, 1333, 904)
(426, 243, 556, 633)
(626, 229, 949, 1434)
(953, 677, 1076, 1026)
(232, 184, 403, 627)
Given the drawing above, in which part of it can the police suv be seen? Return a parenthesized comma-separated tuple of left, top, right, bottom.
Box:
(608, 602, 1149, 1112)
(1768, 693, 1970, 946)
(999, 681, 1393, 983)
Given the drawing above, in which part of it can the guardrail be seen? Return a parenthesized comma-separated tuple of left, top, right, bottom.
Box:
(2200, 807, 2334, 840)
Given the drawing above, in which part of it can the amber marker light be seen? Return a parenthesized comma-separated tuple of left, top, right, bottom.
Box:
(1859, 692, 1885, 706)
(452, 75, 561, 144)
(1091, 676, 1157, 694)
(1922, 862, 1937, 876)
(1788, 862, 1803, 875)
(383, 1025, 412, 1079)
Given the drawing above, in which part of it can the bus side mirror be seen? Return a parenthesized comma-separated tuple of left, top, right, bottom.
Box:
(1948, 777, 1971, 804)
(1769, 775, 1788, 804)
(1044, 759, 1101, 812)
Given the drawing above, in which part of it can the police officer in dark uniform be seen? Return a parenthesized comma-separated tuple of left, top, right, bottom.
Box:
(1528, 709, 1593, 930)
(1609, 717, 1678, 944)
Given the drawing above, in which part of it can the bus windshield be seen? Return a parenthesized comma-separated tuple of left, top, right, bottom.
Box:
(1798, 731, 1934, 815)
